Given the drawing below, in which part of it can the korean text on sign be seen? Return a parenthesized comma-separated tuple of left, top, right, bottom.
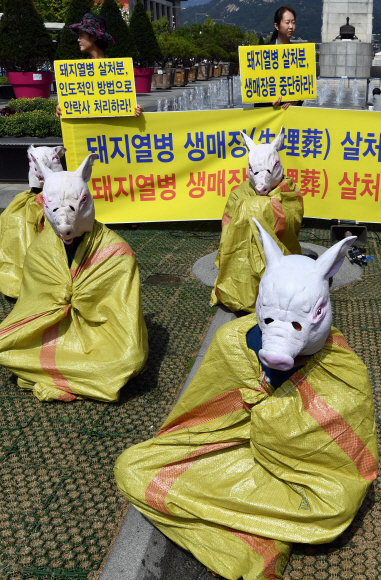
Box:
(54, 57, 137, 119)
(238, 43, 316, 104)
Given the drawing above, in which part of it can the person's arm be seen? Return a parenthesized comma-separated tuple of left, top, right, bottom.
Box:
(271, 96, 302, 110)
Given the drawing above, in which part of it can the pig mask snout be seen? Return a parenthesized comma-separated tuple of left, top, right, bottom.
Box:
(253, 218, 357, 372)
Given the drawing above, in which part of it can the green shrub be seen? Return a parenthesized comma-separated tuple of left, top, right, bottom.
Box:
(0, 110, 61, 138)
(0, 76, 9, 85)
(100, 0, 136, 59)
(0, 0, 54, 72)
(129, 1, 161, 67)
(55, 0, 95, 61)
(8, 97, 58, 114)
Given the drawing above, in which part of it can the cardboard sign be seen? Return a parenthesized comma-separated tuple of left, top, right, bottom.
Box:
(239, 44, 317, 104)
(54, 58, 137, 118)
(62, 106, 381, 224)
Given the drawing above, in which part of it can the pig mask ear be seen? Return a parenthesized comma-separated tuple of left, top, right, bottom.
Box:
(252, 218, 283, 267)
(271, 126, 285, 151)
(316, 236, 357, 280)
(29, 154, 53, 180)
(74, 153, 99, 183)
(54, 146, 66, 158)
(240, 131, 257, 153)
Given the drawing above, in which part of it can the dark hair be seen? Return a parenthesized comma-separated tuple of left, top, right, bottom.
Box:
(95, 38, 109, 50)
(373, 87, 381, 96)
(270, 6, 296, 41)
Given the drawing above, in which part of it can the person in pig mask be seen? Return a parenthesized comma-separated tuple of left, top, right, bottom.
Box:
(210, 126, 303, 313)
(0, 145, 66, 298)
(0, 153, 148, 403)
(115, 222, 377, 580)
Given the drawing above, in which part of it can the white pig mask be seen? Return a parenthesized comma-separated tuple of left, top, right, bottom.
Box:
(27, 145, 66, 188)
(253, 218, 357, 371)
(241, 127, 285, 196)
(31, 153, 98, 246)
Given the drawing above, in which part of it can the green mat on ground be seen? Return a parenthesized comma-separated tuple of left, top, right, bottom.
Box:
(0, 218, 380, 580)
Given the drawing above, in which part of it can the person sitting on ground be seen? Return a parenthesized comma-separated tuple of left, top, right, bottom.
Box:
(56, 13, 142, 118)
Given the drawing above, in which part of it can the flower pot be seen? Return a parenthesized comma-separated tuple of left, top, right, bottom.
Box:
(153, 71, 173, 89)
(8, 71, 54, 99)
(174, 68, 189, 87)
(133, 67, 154, 93)
(197, 63, 210, 80)
(188, 66, 198, 82)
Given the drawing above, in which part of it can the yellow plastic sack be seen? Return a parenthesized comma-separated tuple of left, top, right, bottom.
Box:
(0, 219, 148, 402)
(115, 314, 378, 580)
(210, 177, 304, 312)
(0, 189, 44, 298)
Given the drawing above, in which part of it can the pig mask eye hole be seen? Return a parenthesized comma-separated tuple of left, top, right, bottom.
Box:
(292, 321, 302, 331)
(69, 206, 75, 211)
(317, 307, 322, 316)
(53, 208, 58, 213)
(264, 318, 274, 325)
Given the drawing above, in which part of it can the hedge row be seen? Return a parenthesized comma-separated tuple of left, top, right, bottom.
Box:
(8, 97, 58, 114)
(0, 110, 61, 138)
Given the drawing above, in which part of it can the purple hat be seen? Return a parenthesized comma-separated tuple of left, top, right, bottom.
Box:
(68, 13, 115, 46)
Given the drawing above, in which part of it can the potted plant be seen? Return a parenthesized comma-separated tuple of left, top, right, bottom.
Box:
(0, 0, 55, 99)
(129, 1, 162, 93)
(55, 0, 95, 60)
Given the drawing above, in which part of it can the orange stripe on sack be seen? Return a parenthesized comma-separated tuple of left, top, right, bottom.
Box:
(157, 390, 245, 436)
(270, 198, 286, 242)
(34, 193, 44, 208)
(71, 242, 135, 281)
(225, 528, 280, 580)
(278, 180, 291, 193)
(221, 212, 232, 227)
(325, 334, 353, 351)
(0, 311, 49, 338)
(145, 441, 242, 514)
(290, 372, 377, 481)
(40, 307, 76, 402)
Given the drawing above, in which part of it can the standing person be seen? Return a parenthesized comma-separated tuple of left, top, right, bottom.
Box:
(56, 13, 142, 118)
(256, 6, 303, 110)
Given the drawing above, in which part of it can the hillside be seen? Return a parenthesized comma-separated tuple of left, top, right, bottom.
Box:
(181, 0, 381, 41)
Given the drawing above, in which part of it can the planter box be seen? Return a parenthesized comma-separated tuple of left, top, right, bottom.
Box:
(197, 63, 211, 80)
(153, 68, 175, 89)
(174, 68, 189, 87)
(220, 62, 233, 76)
(188, 66, 198, 82)
(213, 65, 222, 77)
(0, 84, 16, 100)
(133, 67, 154, 93)
(0, 137, 65, 183)
(8, 71, 54, 99)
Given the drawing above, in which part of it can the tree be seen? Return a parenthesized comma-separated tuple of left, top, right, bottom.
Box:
(33, 0, 71, 23)
(54, 0, 95, 60)
(129, 1, 161, 67)
(99, 0, 135, 58)
(152, 16, 171, 37)
(0, 0, 54, 72)
(157, 33, 197, 67)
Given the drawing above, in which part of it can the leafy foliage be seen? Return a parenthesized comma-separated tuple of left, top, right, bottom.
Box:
(100, 0, 135, 58)
(129, 1, 162, 67)
(8, 97, 58, 114)
(172, 20, 244, 63)
(0, 0, 54, 72)
(157, 33, 197, 67)
(0, 76, 9, 85)
(33, 0, 71, 23)
(0, 110, 61, 137)
(54, 0, 95, 61)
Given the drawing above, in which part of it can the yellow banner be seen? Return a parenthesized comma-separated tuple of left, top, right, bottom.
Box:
(238, 44, 316, 104)
(54, 58, 137, 118)
(61, 106, 381, 224)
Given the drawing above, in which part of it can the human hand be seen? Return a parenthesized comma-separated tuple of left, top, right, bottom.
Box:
(282, 102, 291, 110)
(272, 96, 282, 107)
(56, 104, 62, 118)
(134, 104, 143, 117)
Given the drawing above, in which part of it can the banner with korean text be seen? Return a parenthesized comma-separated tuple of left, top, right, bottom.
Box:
(54, 57, 136, 118)
(61, 106, 381, 224)
(238, 44, 316, 104)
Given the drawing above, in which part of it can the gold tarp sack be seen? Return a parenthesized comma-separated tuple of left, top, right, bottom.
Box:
(0, 219, 148, 402)
(0, 190, 44, 298)
(210, 177, 304, 312)
(115, 314, 378, 580)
